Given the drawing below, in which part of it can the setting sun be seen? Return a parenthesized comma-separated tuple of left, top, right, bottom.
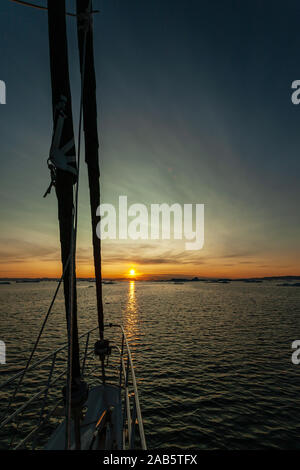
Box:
(129, 268, 136, 276)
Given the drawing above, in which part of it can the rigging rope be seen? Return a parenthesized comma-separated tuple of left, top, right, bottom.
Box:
(9, 0, 99, 16)
(6, 253, 71, 448)
(5, 255, 72, 413)
(65, 0, 92, 450)
(6, 0, 97, 451)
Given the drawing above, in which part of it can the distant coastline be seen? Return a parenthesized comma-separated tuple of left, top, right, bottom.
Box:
(1, 276, 300, 283)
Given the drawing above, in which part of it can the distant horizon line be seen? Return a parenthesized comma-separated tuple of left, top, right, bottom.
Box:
(1, 275, 300, 281)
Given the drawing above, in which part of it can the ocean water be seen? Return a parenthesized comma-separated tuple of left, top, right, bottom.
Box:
(0, 280, 300, 449)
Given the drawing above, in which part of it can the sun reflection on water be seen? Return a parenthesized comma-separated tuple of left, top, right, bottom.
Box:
(124, 280, 139, 345)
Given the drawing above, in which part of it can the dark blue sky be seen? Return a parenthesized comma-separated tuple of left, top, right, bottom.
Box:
(0, 0, 300, 277)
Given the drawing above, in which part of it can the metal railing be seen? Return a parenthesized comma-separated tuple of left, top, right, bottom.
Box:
(114, 324, 147, 450)
(0, 324, 146, 450)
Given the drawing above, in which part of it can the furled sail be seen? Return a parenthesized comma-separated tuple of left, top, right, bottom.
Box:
(47, 0, 81, 380)
(76, 0, 104, 340)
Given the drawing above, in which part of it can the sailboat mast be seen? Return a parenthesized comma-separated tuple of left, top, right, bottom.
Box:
(76, 0, 104, 340)
(47, 0, 81, 380)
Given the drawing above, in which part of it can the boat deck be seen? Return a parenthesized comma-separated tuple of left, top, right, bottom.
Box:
(45, 384, 123, 450)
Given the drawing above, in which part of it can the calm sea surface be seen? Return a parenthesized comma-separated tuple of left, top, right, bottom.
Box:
(0, 280, 300, 449)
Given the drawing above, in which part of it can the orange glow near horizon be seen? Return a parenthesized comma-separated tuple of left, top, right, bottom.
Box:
(0, 256, 300, 280)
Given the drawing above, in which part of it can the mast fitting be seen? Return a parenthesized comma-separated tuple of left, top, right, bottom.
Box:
(78, 10, 93, 32)
(94, 339, 111, 361)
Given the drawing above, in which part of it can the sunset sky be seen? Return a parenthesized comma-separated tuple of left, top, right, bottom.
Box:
(0, 0, 300, 279)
